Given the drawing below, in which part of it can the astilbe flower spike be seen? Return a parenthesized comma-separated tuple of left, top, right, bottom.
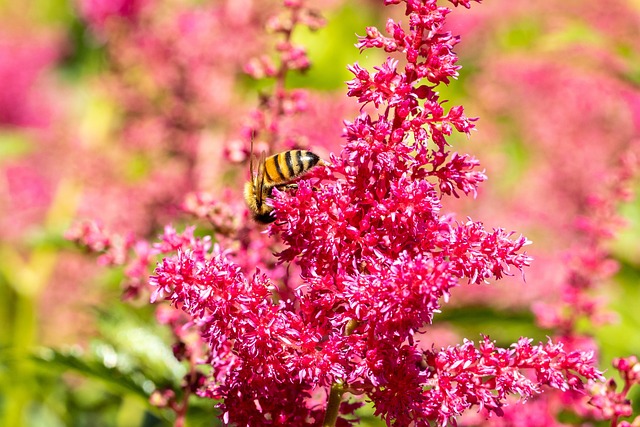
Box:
(148, 0, 604, 425)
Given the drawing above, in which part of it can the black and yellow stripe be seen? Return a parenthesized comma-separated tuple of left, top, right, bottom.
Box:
(246, 148, 324, 224)
(262, 150, 321, 186)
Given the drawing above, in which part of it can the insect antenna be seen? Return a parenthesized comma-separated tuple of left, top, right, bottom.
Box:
(249, 132, 256, 180)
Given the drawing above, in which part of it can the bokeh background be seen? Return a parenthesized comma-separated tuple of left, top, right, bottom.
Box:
(1, 0, 639, 425)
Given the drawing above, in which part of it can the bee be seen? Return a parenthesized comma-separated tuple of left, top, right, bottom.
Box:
(244, 143, 324, 224)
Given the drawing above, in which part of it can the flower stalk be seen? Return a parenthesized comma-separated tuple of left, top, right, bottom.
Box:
(322, 381, 346, 427)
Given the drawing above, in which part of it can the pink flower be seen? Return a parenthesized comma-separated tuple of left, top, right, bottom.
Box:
(0, 31, 60, 127)
(150, 242, 600, 426)
(589, 379, 633, 420)
(151, 245, 330, 425)
(369, 337, 601, 427)
(146, 1, 603, 425)
(77, 0, 151, 29)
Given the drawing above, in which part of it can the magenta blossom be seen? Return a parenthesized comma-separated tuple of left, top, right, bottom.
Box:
(148, 0, 604, 425)
(150, 238, 601, 426)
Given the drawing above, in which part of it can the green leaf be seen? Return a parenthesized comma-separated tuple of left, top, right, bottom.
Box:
(32, 346, 155, 401)
(94, 306, 187, 385)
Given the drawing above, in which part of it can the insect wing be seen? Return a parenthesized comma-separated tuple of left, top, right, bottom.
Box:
(255, 150, 267, 207)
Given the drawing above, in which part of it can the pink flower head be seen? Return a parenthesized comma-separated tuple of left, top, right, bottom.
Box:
(369, 337, 602, 426)
(271, 0, 529, 295)
(146, 0, 605, 425)
(151, 244, 332, 424)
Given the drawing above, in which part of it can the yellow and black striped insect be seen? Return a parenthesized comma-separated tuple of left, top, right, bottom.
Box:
(244, 144, 324, 223)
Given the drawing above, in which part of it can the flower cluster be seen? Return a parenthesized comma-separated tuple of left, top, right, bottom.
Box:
(532, 151, 638, 337)
(440, 0, 640, 424)
(588, 357, 640, 426)
(151, 239, 338, 426)
(150, 236, 601, 426)
(464, 345, 638, 427)
(238, 0, 327, 156)
(0, 30, 60, 129)
(372, 337, 601, 426)
(65, 7, 335, 425)
(69, 0, 278, 238)
(147, 0, 605, 425)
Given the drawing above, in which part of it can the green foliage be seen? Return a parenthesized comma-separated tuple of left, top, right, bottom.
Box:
(33, 346, 156, 402)
(289, 3, 382, 91)
(13, 301, 222, 427)
(0, 131, 34, 162)
(18, 305, 179, 426)
(435, 304, 542, 345)
(595, 260, 640, 366)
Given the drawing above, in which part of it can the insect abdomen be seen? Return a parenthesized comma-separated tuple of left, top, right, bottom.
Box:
(263, 150, 321, 186)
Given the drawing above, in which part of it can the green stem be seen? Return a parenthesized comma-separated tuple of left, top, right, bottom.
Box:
(322, 382, 345, 427)
(1, 179, 79, 426)
(3, 291, 37, 427)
